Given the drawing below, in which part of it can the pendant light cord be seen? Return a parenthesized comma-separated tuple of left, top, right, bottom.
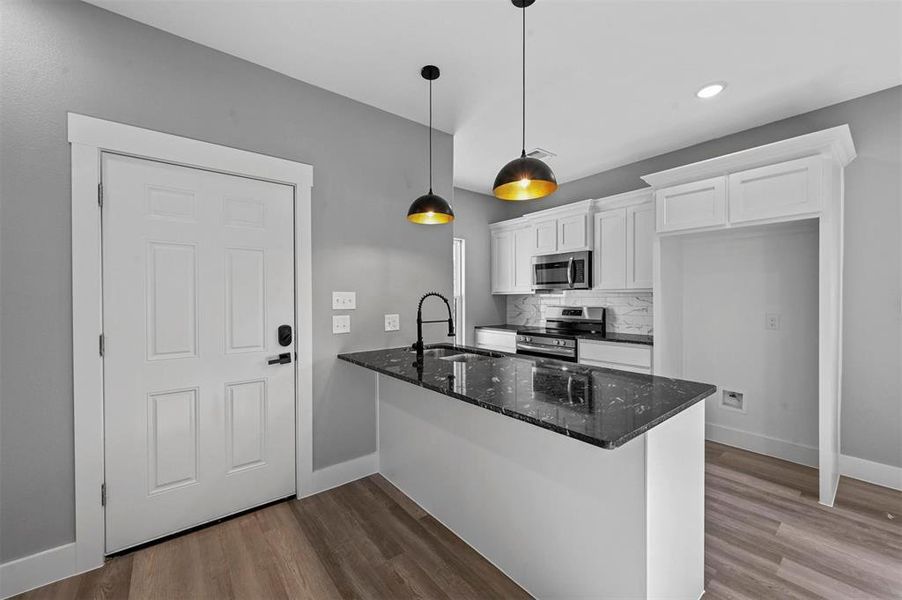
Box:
(521, 1, 526, 157)
(429, 78, 433, 193)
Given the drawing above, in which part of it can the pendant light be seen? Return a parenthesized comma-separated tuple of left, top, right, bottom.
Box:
(407, 65, 454, 225)
(492, 0, 557, 201)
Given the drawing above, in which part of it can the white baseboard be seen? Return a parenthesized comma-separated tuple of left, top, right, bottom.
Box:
(0, 542, 92, 600)
(707, 424, 902, 492)
(303, 451, 379, 498)
(839, 454, 902, 491)
(706, 423, 818, 468)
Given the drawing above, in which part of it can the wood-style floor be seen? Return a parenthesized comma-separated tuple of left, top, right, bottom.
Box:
(704, 442, 901, 599)
(16, 442, 902, 599)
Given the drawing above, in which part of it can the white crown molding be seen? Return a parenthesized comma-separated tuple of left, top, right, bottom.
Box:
(640, 125, 856, 189)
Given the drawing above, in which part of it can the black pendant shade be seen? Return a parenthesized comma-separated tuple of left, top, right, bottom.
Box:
(493, 0, 557, 201)
(493, 151, 558, 201)
(407, 65, 454, 225)
(407, 191, 454, 224)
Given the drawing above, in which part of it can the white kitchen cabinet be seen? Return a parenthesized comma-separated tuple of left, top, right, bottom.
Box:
(728, 156, 822, 224)
(533, 218, 558, 255)
(655, 176, 727, 233)
(528, 201, 593, 256)
(626, 203, 655, 289)
(475, 328, 517, 353)
(557, 213, 590, 252)
(512, 226, 534, 292)
(491, 221, 534, 294)
(579, 340, 652, 374)
(594, 209, 627, 290)
(490, 228, 514, 294)
(593, 196, 654, 291)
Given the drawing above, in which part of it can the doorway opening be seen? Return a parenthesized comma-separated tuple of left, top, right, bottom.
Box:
(453, 238, 466, 346)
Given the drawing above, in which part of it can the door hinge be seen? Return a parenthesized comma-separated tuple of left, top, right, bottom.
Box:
(97, 183, 103, 207)
(101, 483, 106, 507)
(99, 333, 104, 357)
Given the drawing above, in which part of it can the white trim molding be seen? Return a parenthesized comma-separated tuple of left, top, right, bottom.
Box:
(640, 124, 856, 188)
(707, 430, 902, 493)
(305, 453, 380, 497)
(839, 454, 902, 492)
(0, 544, 77, 599)
(706, 424, 819, 468)
(66, 113, 314, 586)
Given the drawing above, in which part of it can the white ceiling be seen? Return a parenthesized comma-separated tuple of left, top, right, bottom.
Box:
(87, 0, 902, 194)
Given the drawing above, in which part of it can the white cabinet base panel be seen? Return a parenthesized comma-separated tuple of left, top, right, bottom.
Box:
(378, 374, 705, 599)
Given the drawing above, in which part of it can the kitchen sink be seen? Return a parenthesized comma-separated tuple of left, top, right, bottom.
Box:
(438, 353, 490, 363)
(408, 344, 503, 360)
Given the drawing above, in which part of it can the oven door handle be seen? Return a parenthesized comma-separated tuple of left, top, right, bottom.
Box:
(567, 257, 575, 288)
(517, 344, 575, 356)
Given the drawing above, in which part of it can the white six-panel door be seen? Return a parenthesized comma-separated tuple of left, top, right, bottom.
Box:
(102, 153, 296, 552)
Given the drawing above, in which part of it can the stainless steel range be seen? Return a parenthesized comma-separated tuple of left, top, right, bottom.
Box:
(515, 306, 606, 362)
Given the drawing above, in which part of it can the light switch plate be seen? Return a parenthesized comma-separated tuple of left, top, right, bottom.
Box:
(384, 314, 400, 332)
(332, 315, 351, 334)
(332, 291, 356, 310)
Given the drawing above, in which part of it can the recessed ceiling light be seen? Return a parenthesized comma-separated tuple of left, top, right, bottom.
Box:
(696, 82, 726, 99)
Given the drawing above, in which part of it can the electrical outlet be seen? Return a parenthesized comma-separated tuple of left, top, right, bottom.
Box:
(721, 390, 745, 413)
(332, 291, 356, 310)
(765, 313, 780, 330)
(384, 314, 400, 332)
(332, 315, 351, 334)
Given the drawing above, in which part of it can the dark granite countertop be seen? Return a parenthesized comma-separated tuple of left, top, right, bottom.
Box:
(338, 344, 714, 450)
(476, 324, 653, 346)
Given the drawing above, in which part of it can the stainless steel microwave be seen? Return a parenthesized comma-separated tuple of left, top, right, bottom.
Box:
(533, 251, 592, 290)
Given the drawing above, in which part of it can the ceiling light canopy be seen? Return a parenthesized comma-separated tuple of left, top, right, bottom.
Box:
(696, 82, 726, 99)
(492, 0, 557, 202)
(407, 65, 454, 225)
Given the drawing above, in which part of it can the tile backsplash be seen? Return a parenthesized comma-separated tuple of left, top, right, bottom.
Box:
(507, 290, 653, 336)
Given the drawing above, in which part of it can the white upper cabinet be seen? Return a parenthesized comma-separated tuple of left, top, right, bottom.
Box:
(512, 226, 534, 293)
(533, 218, 558, 255)
(728, 156, 822, 224)
(593, 191, 654, 291)
(594, 209, 627, 290)
(491, 221, 534, 295)
(527, 201, 593, 256)
(490, 228, 514, 294)
(626, 203, 655, 289)
(557, 213, 590, 252)
(655, 176, 727, 233)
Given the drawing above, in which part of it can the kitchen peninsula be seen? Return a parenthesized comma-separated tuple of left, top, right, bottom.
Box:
(339, 344, 716, 599)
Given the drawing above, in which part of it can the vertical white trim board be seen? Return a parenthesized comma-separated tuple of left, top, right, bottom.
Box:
(65, 113, 314, 592)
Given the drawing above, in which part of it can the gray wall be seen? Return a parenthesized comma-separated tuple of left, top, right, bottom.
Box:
(0, 0, 452, 562)
(499, 86, 902, 469)
(451, 188, 508, 343)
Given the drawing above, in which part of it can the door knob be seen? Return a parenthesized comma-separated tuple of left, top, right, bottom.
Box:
(268, 352, 292, 365)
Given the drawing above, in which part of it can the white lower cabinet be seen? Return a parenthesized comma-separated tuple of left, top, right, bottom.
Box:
(579, 340, 652, 374)
(475, 328, 517, 353)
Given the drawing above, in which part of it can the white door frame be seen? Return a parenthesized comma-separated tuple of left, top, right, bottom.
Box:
(69, 113, 314, 574)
